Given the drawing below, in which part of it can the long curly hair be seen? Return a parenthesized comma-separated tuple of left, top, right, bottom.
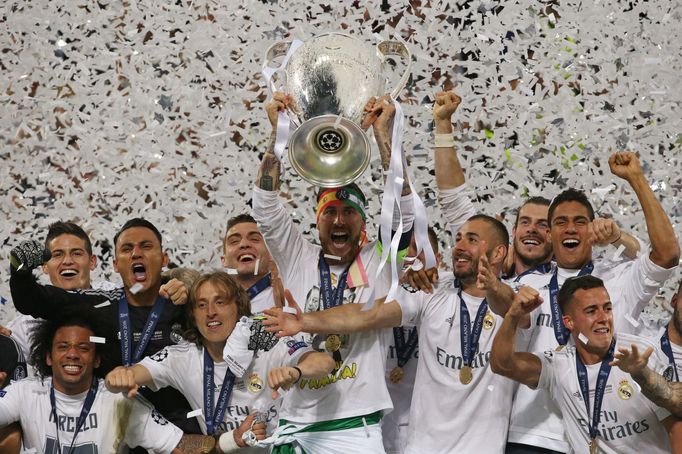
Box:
(183, 271, 252, 347)
(29, 313, 107, 380)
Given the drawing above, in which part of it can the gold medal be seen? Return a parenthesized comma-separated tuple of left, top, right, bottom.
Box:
(459, 365, 473, 385)
(589, 438, 598, 454)
(390, 366, 405, 384)
(325, 334, 341, 353)
(555, 344, 566, 352)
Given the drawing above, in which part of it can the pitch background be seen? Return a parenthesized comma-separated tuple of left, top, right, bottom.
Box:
(1, 0, 680, 327)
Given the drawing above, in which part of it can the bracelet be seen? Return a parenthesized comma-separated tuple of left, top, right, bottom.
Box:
(292, 366, 303, 384)
(434, 133, 455, 148)
(610, 232, 623, 244)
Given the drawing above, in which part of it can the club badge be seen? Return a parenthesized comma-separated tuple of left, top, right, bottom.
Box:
(483, 311, 495, 330)
(617, 379, 634, 400)
(248, 374, 264, 394)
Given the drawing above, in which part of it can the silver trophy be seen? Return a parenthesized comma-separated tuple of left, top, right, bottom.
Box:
(263, 33, 411, 187)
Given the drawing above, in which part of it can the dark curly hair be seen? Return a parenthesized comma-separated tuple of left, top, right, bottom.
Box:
(29, 314, 106, 380)
(183, 271, 252, 347)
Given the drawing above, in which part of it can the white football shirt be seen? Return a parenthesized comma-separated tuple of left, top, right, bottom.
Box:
(0, 377, 182, 453)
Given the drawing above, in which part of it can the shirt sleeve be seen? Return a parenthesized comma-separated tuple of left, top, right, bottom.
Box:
(251, 187, 318, 283)
(536, 349, 557, 392)
(0, 382, 23, 427)
(138, 346, 182, 392)
(613, 250, 676, 320)
(397, 287, 426, 327)
(437, 184, 477, 238)
(265, 336, 314, 368)
(126, 397, 183, 453)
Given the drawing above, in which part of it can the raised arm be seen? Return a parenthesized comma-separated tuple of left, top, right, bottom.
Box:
(490, 286, 543, 388)
(264, 291, 402, 336)
(433, 91, 464, 188)
(611, 344, 682, 417)
(609, 152, 680, 268)
(255, 92, 291, 192)
(589, 217, 641, 260)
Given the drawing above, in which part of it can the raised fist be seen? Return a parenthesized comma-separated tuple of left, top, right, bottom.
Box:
(10, 240, 51, 272)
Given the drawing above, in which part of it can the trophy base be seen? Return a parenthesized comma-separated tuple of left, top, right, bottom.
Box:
(288, 115, 371, 188)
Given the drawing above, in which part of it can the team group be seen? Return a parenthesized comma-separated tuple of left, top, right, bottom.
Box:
(0, 91, 680, 453)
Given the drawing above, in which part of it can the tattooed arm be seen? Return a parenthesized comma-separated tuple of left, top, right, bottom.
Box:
(171, 434, 216, 454)
(256, 93, 291, 191)
(611, 344, 682, 417)
(363, 96, 411, 196)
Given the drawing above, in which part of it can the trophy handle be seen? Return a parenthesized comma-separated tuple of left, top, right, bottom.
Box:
(263, 41, 292, 93)
(377, 41, 413, 99)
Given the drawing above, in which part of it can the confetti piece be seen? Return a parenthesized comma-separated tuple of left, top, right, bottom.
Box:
(283, 306, 298, 315)
(129, 283, 144, 295)
(89, 336, 106, 344)
(578, 333, 589, 345)
(94, 301, 111, 309)
(187, 409, 203, 419)
(611, 244, 625, 261)
(254, 258, 260, 276)
(226, 268, 239, 275)
(323, 254, 342, 261)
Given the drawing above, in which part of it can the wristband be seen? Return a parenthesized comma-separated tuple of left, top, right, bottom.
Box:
(610, 232, 622, 244)
(217, 430, 240, 453)
(292, 366, 303, 384)
(434, 133, 455, 148)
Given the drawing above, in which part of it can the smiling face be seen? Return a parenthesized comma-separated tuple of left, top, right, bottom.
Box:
(513, 203, 552, 271)
(47, 325, 100, 395)
(113, 227, 168, 296)
(42, 234, 96, 290)
(550, 201, 593, 269)
(318, 203, 364, 265)
(192, 281, 240, 351)
(563, 287, 614, 358)
(452, 219, 492, 285)
(221, 222, 272, 285)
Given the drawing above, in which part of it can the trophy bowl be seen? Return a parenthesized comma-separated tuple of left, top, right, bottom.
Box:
(264, 33, 411, 187)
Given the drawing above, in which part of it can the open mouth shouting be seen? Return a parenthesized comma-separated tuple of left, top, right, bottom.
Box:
(132, 263, 147, 282)
(238, 253, 257, 264)
(61, 363, 84, 376)
(59, 269, 79, 279)
(562, 238, 580, 250)
(331, 231, 350, 249)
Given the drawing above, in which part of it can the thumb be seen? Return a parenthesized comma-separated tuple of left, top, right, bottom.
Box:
(127, 384, 139, 399)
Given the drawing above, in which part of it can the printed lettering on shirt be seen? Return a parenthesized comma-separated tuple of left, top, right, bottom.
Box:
(435, 346, 491, 371)
(286, 339, 307, 355)
(151, 409, 169, 426)
(536, 312, 552, 328)
(49, 412, 98, 432)
(577, 410, 653, 442)
(0, 390, 6, 398)
(387, 344, 419, 360)
(298, 361, 358, 390)
(45, 438, 98, 454)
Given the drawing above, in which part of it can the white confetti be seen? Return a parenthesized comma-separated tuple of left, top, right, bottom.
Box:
(89, 336, 106, 344)
(94, 301, 111, 309)
(129, 283, 144, 295)
(226, 268, 239, 275)
(578, 333, 589, 345)
(254, 258, 260, 276)
(186, 409, 203, 419)
(283, 306, 298, 315)
(611, 244, 626, 261)
(323, 254, 342, 261)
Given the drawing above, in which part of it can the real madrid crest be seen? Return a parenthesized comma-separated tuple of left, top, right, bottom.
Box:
(617, 379, 634, 400)
(483, 311, 495, 330)
(248, 374, 264, 393)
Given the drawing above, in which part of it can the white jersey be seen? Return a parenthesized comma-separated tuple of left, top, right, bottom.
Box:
(652, 326, 681, 382)
(8, 280, 119, 365)
(537, 333, 672, 454)
(0, 377, 182, 453)
(250, 286, 274, 314)
(252, 187, 413, 423)
(383, 271, 456, 454)
(507, 252, 675, 451)
(398, 283, 516, 454)
(139, 337, 310, 450)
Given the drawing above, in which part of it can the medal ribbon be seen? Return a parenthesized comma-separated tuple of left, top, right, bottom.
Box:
(246, 273, 272, 300)
(318, 252, 350, 310)
(458, 288, 489, 368)
(50, 378, 98, 454)
(118, 295, 167, 366)
(393, 326, 419, 368)
(549, 262, 594, 346)
(203, 349, 236, 436)
(661, 329, 679, 382)
(512, 262, 553, 282)
(575, 338, 616, 442)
